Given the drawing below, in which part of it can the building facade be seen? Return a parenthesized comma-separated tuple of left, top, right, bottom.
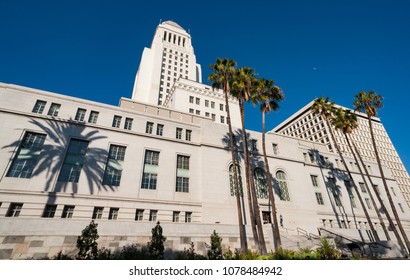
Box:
(273, 101, 410, 209)
(0, 20, 410, 259)
(0, 83, 409, 259)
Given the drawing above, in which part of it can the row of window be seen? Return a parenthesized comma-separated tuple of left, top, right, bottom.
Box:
(145, 121, 192, 141)
(33, 100, 134, 130)
(310, 174, 405, 212)
(3, 203, 193, 222)
(6, 131, 191, 192)
(189, 96, 225, 111)
(229, 166, 290, 201)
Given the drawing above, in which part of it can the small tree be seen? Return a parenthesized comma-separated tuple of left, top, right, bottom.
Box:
(147, 221, 166, 259)
(76, 220, 99, 259)
(207, 230, 223, 260)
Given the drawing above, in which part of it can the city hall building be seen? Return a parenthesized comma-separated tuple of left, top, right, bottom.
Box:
(0, 21, 409, 259)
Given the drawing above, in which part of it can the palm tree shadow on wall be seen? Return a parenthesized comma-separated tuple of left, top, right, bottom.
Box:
(221, 129, 282, 198)
(2, 118, 112, 197)
(308, 148, 360, 232)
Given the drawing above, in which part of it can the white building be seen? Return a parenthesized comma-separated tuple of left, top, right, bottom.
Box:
(0, 20, 409, 259)
(131, 20, 202, 106)
(273, 100, 410, 209)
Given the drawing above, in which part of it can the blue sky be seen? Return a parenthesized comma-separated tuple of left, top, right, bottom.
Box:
(1, 0, 409, 172)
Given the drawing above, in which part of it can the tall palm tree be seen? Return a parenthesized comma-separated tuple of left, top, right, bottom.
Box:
(331, 108, 381, 241)
(231, 66, 266, 254)
(255, 78, 284, 251)
(349, 126, 400, 242)
(354, 90, 410, 254)
(311, 97, 379, 240)
(208, 58, 247, 251)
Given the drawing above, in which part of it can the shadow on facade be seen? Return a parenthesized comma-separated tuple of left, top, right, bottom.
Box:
(2, 118, 113, 199)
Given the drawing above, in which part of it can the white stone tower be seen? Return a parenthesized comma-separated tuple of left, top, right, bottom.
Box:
(131, 20, 202, 106)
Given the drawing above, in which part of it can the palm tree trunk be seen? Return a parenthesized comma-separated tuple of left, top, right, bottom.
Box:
(224, 87, 247, 251)
(349, 134, 391, 240)
(325, 118, 378, 240)
(367, 116, 410, 253)
(239, 100, 266, 254)
(262, 111, 282, 251)
(344, 134, 380, 241)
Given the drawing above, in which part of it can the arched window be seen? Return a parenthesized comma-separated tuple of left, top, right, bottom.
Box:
(254, 167, 268, 199)
(276, 171, 290, 201)
(229, 164, 243, 196)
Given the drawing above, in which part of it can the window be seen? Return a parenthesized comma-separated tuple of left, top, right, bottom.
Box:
(135, 209, 144, 221)
(42, 204, 57, 218)
(220, 116, 225, 123)
(251, 139, 258, 152)
(220, 104, 224, 111)
(176, 155, 190, 192)
(6, 203, 23, 217)
(189, 96, 194, 103)
(58, 139, 89, 183)
(124, 118, 133, 130)
(112, 115, 122, 128)
(391, 187, 396, 196)
(146, 122, 154, 134)
(176, 127, 182, 139)
(92, 207, 104, 219)
(47, 103, 61, 117)
(334, 193, 343, 207)
(315, 192, 324, 205)
(32, 100, 47, 114)
(359, 182, 367, 193)
(211, 114, 216, 121)
(61, 205, 75, 218)
(398, 203, 405, 213)
(205, 100, 209, 107)
(365, 198, 372, 209)
(229, 164, 243, 196)
(156, 124, 164, 136)
(262, 211, 272, 224)
(272, 144, 278, 155)
(185, 212, 192, 223)
(196, 110, 200, 115)
(75, 108, 86, 122)
(141, 150, 159, 190)
(311, 175, 319, 187)
(172, 211, 180, 222)
(88, 111, 99, 124)
(149, 210, 157, 221)
(186, 130, 192, 141)
(254, 168, 268, 199)
(276, 171, 290, 201)
(103, 145, 126, 186)
(7, 132, 46, 178)
(108, 208, 119, 220)
(189, 108, 194, 114)
(211, 101, 215, 109)
(195, 97, 200, 105)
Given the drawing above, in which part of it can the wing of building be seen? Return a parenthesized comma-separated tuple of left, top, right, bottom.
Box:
(0, 20, 409, 259)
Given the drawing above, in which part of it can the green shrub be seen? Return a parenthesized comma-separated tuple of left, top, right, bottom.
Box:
(76, 220, 99, 259)
(147, 221, 166, 259)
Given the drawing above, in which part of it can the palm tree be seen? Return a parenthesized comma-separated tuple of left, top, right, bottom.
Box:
(354, 90, 410, 254)
(255, 78, 284, 251)
(349, 124, 399, 242)
(208, 58, 247, 251)
(312, 97, 379, 240)
(331, 108, 381, 241)
(231, 66, 266, 254)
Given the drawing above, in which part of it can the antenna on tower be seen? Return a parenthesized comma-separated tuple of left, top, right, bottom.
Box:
(188, 29, 190, 34)
(159, 19, 162, 24)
